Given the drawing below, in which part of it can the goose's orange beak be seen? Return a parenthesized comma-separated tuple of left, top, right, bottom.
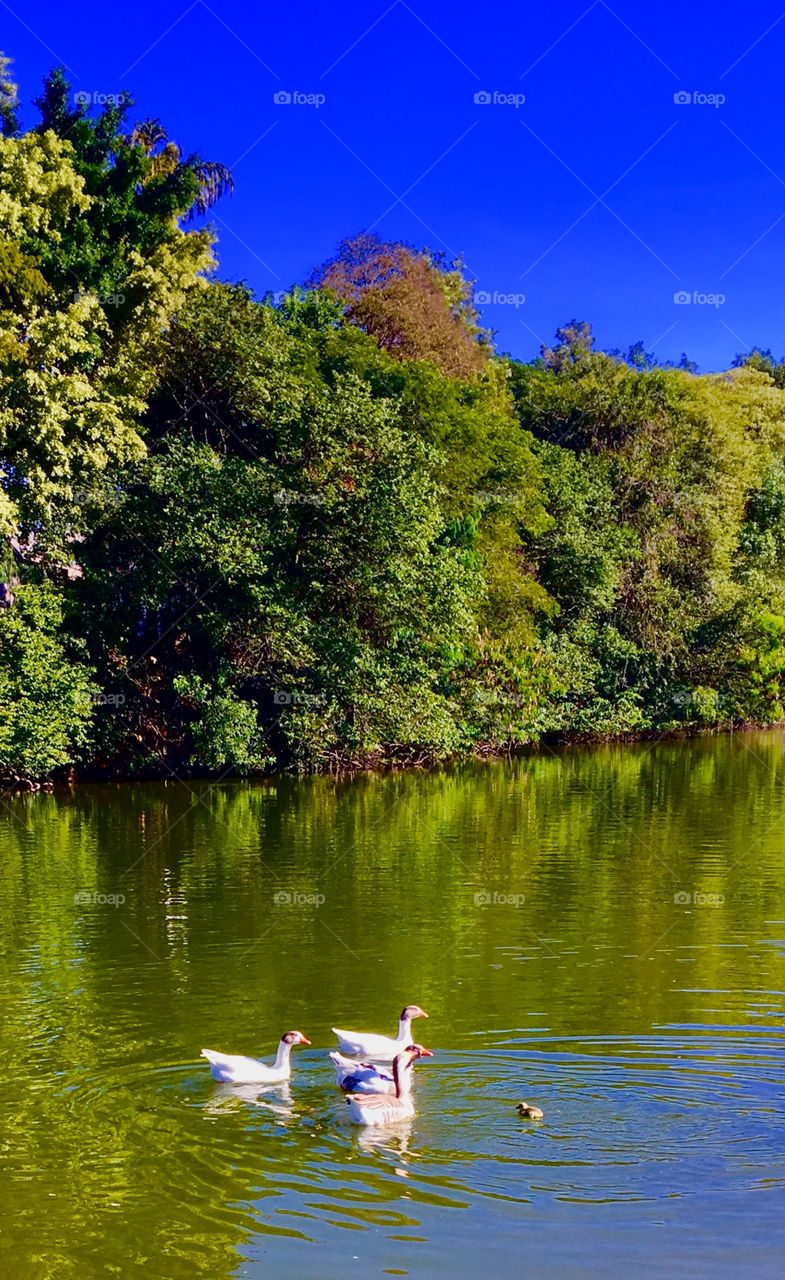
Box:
(417, 1047, 433, 1057)
(299, 1035, 311, 1045)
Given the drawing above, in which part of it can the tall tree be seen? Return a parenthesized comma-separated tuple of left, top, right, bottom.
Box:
(128, 117, 234, 220)
(311, 232, 490, 378)
(0, 52, 19, 136)
(0, 68, 226, 544)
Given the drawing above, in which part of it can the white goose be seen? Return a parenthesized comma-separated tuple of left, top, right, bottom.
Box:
(330, 1051, 395, 1095)
(332, 1004, 428, 1060)
(346, 1044, 432, 1126)
(201, 1030, 310, 1084)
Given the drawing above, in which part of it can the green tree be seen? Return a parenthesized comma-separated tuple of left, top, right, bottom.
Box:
(511, 336, 785, 733)
(0, 81, 215, 544)
(0, 52, 19, 136)
(0, 582, 95, 780)
(76, 285, 485, 773)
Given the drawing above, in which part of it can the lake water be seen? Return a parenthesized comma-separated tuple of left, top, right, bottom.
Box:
(1, 733, 785, 1277)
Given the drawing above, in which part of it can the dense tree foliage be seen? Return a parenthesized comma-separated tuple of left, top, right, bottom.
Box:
(511, 330, 785, 733)
(310, 232, 491, 378)
(0, 66, 215, 543)
(3, 54, 785, 784)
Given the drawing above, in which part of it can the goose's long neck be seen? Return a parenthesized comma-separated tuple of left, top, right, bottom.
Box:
(396, 1016, 412, 1044)
(273, 1040, 292, 1071)
(392, 1055, 413, 1100)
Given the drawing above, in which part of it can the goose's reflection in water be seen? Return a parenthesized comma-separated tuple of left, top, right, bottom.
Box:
(354, 1118, 414, 1159)
(202, 1080, 294, 1117)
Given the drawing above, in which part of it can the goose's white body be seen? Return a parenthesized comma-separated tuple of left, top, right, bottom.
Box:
(201, 1050, 289, 1085)
(201, 1032, 309, 1084)
(346, 1090, 416, 1125)
(346, 1045, 431, 1126)
(332, 1006, 428, 1061)
(330, 1051, 395, 1095)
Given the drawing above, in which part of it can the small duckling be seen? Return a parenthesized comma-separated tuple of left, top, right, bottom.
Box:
(517, 1101, 544, 1121)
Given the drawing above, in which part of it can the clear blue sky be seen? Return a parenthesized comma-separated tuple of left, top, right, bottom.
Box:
(5, 0, 785, 369)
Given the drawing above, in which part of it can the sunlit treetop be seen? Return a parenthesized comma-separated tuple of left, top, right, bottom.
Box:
(311, 232, 492, 379)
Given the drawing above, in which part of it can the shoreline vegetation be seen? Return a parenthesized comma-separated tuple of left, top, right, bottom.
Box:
(4, 58, 785, 790)
(4, 720, 784, 795)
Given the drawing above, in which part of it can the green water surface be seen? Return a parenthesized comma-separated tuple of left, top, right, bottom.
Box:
(1, 733, 784, 1277)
